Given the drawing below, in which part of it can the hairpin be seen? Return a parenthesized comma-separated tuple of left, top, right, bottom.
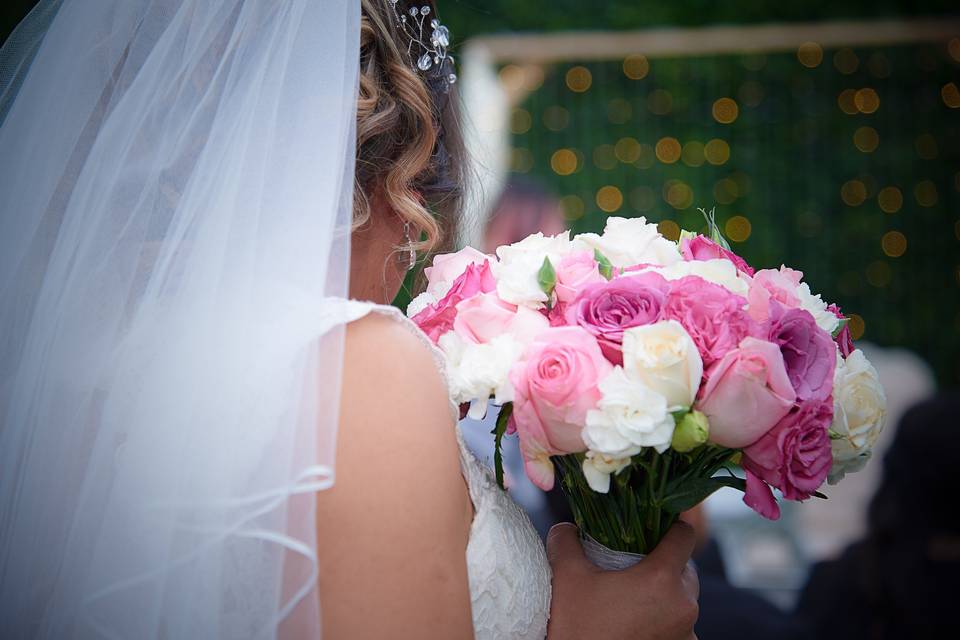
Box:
(388, 1, 457, 89)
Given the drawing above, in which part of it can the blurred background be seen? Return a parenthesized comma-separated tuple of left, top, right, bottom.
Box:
(3, 1, 957, 637)
(437, 1, 959, 636)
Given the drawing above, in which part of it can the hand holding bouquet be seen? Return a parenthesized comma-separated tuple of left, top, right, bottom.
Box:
(408, 214, 886, 555)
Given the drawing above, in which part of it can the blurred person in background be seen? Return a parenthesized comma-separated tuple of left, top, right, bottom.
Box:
(796, 392, 960, 638)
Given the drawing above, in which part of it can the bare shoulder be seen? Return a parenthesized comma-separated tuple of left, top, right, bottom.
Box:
(315, 309, 474, 638)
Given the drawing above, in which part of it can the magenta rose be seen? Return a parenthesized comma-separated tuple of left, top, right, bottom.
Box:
(662, 275, 760, 366)
(680, 235, 755, 276)
(827, 303, 855, 357)
(411, 261, 495, 343)
(747, 266, 803, 323)
(509, 326, 613, 490)
(766, 302, 837, 403)
(554, 250, 605, 304)
(741, 398, 833, 520)
(698, 337, 797, 448)
(565, 273, 668, 364)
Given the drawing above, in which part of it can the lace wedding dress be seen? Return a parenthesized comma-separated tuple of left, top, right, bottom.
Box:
(338, 299, 553, 640)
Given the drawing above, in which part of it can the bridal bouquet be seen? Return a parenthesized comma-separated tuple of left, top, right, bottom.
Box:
(407, 214, 886, 554)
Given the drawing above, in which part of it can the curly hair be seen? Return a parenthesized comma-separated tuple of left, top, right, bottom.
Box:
(355, 0, 464, 259)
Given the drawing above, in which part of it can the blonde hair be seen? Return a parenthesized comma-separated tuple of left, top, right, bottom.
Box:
(355, 0, 463, 257)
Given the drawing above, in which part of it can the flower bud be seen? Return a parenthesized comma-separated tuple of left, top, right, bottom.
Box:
(672, 410, 709, 452)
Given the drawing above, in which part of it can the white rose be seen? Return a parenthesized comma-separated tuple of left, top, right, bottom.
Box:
(796, 282, 840, 334)
(622, 320, 703, 410)
(582, 451, 631, 493)
(438, 331, 521, 418)
(494, 231, 572, 308)
(828, 349, 886, 484)
(628, 258, 749, 297)
(574, 216, 681, 268)
(406, 291, 436, 317)
(583, 367, 675, 457)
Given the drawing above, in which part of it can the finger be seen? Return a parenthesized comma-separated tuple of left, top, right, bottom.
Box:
(646, 521, 697, 571)
(545, 522, 587, 571)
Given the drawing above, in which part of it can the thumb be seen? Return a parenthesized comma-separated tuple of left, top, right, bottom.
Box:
(546, 522, 589, 572)
(645, 521, 697, 573)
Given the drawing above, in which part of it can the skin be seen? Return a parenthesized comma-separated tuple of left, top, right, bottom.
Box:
(315, 199, 700, 639)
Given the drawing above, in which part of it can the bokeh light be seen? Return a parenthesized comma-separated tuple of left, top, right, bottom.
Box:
(725, 215, 752, 242)
(550, 148, 578, 175)
(854, 88, 880, 114)
(797, 42, 823, 68)
(704, 138, 730, 165)
(511, 147, 534, 172)
(565, 65, 592, 92)
(510, 108, 532, 134)
(853, 126, 879, 153)
(833, 48, 859, 74)
(663, 180, 694, 210)
(713, 178, 739, 204)
(941, 82, 960, 108)
(560, 195, 585, 221)
(841, 179, 867, 206)
(614, 137, 642, 163)
(593, 144, 618, 170)
(877, 186, 903, 213)
(655, 137, 682, 164)
(881, 231, 907, 257)
(712, 97, 739, 124)
(866, 260, 892, 287)
(596, 185, 623, 213)
(837, 89, 859, 115)
(623, 54, 650, 80)
(658, 219, 681, 241)
(543, 105, 570, 131)
(681, 141, 705, 167)
(498, 64, 525, 91)
(848, 314, 866, 340)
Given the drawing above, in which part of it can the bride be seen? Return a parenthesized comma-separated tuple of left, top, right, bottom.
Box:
(0, 1, 699, 638)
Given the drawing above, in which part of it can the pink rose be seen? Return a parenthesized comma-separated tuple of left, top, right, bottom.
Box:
(566, 272, 668, 365)
(680, 235, 755, 276)
(698, 337, 797, 448)
(411, 261, 495, 343)
(662, 276, 760, 366)
(765, 302, 836, 403)
(453, 293, 549, 345)
(423, 246, 492, 298)
(826, 303, 855, 357)
(747, 266, 803, 323)
(554, 250, 605, 304)
(741, 399, 833, 520)
(510, 326, 613, 490)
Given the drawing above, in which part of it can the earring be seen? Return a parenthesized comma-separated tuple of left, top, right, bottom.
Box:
(402, 222, 416, 272)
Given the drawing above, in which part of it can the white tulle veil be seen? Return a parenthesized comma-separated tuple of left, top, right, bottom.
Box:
(0, 1, 358, 637)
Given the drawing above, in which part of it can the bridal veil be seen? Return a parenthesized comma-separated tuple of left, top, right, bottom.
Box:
(0, 1, 359, 636)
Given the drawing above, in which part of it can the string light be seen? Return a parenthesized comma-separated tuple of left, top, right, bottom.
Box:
(510, 108, 532, 135)
(712, 97, 739, 124)
(941, 83, 960, 109)
(725, 215, 752, 242)
(914, 180, 938, 207)
(663, 180, 693, 210)
(854, 88, 880, 114)
(614, 137, 642, 163)
(704, 138, 730, 165)
(853, 126, 879, 153)
(833, 48, 859, 74)
(837, 89, 859, 115)
(877, 186, 903, 213)
(658, 219, 681, 241)
(560, 195, 585, 221)
(841, 179, 867, 206)
(681, 141, 705, 167)
(848, 314, 865, 340)
(881, 231, 907, 258)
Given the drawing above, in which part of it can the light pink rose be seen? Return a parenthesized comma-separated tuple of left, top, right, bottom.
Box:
(662, 276, 760, 366)
(747, 266, 803, 323)
(741, 398, 833, 520)
(411, 261, 495, 343)
(453, 293, 549, 345)
(680, 235, 755, 276)
(423, 246, 492, 298)
(510, 327, 613, 490)
(554, 251, 605, 304)
(698, 336, 797, 448)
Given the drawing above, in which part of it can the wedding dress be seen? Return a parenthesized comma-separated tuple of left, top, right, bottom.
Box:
(334, 299, 553, 640)
(0, 1, 552, 637)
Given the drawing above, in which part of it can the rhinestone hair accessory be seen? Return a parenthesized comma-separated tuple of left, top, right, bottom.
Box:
(388, 1, 457, 90)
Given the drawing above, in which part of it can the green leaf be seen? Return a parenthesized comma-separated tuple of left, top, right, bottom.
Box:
(492, 403, 513, 490)
(812, 490, 829, 500)
(662, 475, 746, 514)
(832, 317, 850, 338)
(537, 256, 557, 300)
(593, 249, 614, 280)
